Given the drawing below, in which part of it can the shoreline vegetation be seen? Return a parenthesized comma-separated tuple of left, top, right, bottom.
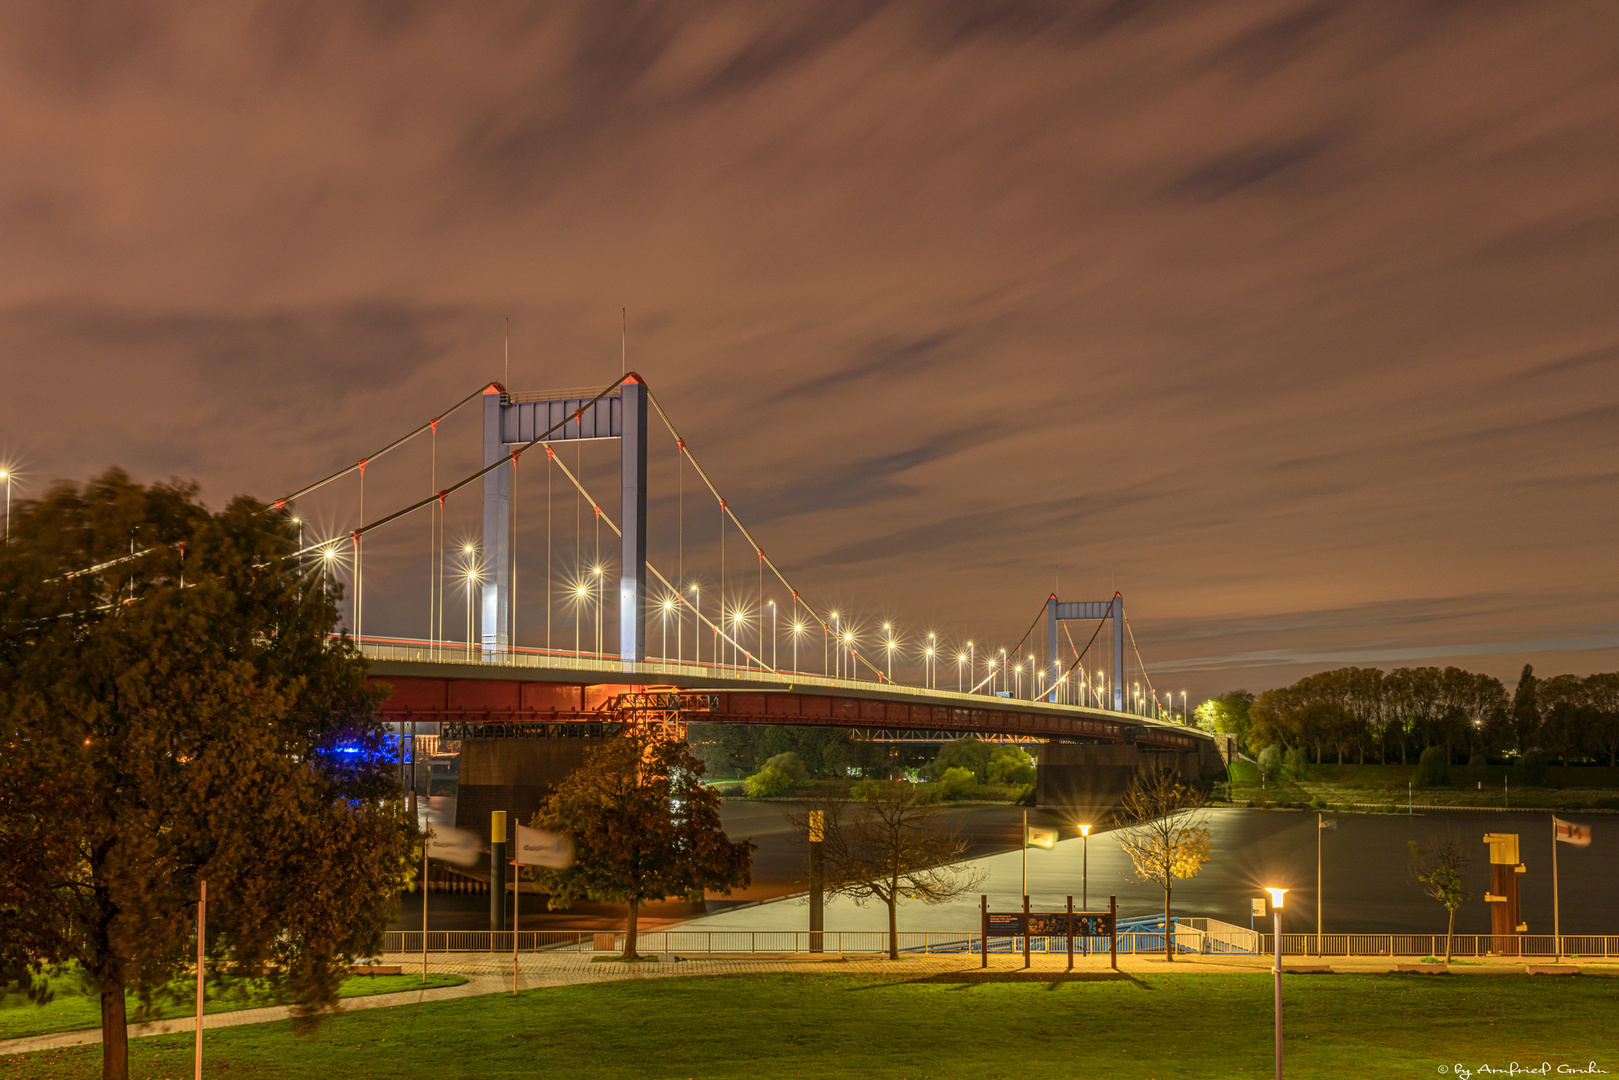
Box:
(1215, 761, 1619, 812)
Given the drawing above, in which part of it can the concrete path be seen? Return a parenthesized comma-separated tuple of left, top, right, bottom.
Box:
(5, 950, 1605, 1057)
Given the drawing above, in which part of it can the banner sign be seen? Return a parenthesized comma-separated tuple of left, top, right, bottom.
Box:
(425, 825, 480, 867)
(1554, 817, 1592, 847)
(515, 824, 575, 868)
(987, 912, 1112, 936)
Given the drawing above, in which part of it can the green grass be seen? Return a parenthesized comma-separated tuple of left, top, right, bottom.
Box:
(10, 971, 1619, 1078)
(0, 972, 466, 1042)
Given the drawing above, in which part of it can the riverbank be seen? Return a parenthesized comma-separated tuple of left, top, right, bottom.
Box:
(1219, 762, 1619, 811)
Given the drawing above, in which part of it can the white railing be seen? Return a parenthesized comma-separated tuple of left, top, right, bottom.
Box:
(379, 929, 1619, 958)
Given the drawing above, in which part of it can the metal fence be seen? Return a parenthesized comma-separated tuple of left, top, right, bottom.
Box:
(380, 929, 1619, 958)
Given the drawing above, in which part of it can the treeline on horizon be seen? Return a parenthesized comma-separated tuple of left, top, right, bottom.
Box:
(1197, 664, 1619, 768)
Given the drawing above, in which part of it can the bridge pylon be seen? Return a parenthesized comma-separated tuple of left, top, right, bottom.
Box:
(1046, 591, 1124, 710)
(481, 376, 648, 668)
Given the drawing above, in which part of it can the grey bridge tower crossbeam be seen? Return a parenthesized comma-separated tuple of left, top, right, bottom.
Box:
(481, 378, 647, 669)
(1046, 592, 1124, 710)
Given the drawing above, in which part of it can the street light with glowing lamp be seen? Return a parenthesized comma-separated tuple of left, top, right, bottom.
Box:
(661, 596, 676, 669)
(767, 599, 776, 671)
(732, 609, 746, 669)
(955, 651, 967, 693)
(688, 584, 700, 666)
(883, 627, 897, 682)
(791, 620, 805, 673)
(1265, 887, 1289, 1080)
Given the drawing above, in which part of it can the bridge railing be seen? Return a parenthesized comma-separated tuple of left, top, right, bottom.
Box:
(355, 638, 1170, 726)
(378, 929, 1619, 958)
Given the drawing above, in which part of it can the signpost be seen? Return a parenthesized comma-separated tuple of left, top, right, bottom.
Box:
(983, 896, 1117, 970)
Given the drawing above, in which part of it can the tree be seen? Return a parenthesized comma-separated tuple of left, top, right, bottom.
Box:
(745, 765, 793, 798)
(986, 745, 1035, 786)
(0, 470, 413, 1080)
(922, 736, 993, 781)
(1416, 746, 1450, 787)
(530, 726, 753, 959)
(1194, 690, 1255, 751)
(1510, 664, 1541, 753)
(1115, 770, 1213, 961)
(1408, 837, 1472, 962)
(1584, 673, 1619, 766)
(791, 783, 983, 960)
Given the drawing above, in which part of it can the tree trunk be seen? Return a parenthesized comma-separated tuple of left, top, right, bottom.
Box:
(887, 893, 899, 961)
(100, 982, 128, 1080)
(1444, 906, 1456, 964)
(1164, 883, 1173, 962)
(623, 900, 640, 960)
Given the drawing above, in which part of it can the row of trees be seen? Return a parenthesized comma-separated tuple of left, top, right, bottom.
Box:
(1197, 665, 1619, 766)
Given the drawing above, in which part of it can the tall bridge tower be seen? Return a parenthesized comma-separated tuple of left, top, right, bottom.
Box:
(1046, 592, 1124, 710)
(481, 378, 647, 669)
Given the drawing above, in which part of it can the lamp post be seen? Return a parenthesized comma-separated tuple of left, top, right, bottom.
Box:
(967, 642, 975, 692)
(885, 628, 896, 683)
(1181, 690, 1188, 725)
(690, 585, 700, 666)
(732, 610, 745, 669)
(792, 620, 804, 674)
(1079, 824, 1092, 910)
(592, 565, 604, 657)
(1265, 887, 1288, 1080)
(661, 597, 674, 670)
(956, 652, 966, 693)
(843, 631, 853, 680)
(0, 467, 10, 544)
(925, 645, 935, 689)
(769, 600, 776, 671)
(832, 613, 841, 678)
(466, 567, 480, 658)
(574, 582, 588, 657)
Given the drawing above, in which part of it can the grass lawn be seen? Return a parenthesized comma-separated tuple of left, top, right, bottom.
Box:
(0, 972, 466, 1042)
(10, 971, 1618, 1079)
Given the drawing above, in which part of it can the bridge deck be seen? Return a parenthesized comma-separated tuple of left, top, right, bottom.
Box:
(361, 642, 1210, 752)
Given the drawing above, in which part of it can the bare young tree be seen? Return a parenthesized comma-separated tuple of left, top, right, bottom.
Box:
(1408, 836, 1472, 963)
(1115, 769, 1213, 961)
(790, 783, 983, 960)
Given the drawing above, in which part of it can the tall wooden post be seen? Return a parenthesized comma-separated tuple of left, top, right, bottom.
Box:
(1066, 894, 1074, 971)
(1483, 833, 1524, 957)
(1022, 893, 1031, 969)
(1110, 895, 1118, 971)
(980, 895, 988, 969)
(808, 810, 824, 954)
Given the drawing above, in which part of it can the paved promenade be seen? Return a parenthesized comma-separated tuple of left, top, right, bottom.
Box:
(4, 949, 1606, 1057)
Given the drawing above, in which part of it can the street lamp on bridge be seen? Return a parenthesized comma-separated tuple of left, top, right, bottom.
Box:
(883, 625, 896, 682)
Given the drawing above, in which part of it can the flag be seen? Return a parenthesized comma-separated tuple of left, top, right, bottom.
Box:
(515, 823, 575, 868)
(425, 824, 480, 867)
(1319, 818, 1337, 830)
(1554, 817, 1592, 847)
(1026, 825, 1058, 850)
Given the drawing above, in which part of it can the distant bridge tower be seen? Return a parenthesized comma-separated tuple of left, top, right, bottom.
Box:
(1045, 592, 1124, 710)
(482, 378, 647, 669)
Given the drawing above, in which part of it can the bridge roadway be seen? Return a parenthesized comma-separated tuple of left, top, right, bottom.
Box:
(360, 640, 1210, 753)
(362, 640, 1229, 830)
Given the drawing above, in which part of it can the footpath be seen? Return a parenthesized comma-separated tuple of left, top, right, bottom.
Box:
(4, 950, 1610, 1057)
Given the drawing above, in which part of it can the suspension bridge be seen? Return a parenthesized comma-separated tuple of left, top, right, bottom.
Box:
(274, 373, 1226, 833)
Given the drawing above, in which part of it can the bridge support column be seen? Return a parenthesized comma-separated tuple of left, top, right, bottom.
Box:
(619, 377, 647, 670)
(481, 384, 510, 659)
(1046, 595, 1059, 703)
(1112, 592, 1124, 712)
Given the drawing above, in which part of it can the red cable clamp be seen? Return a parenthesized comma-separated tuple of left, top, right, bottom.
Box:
(357, 457, 370, 475)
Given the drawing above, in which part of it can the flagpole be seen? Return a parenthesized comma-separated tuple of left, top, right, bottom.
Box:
(1316, 812, 1322, 953)
(513, 857, 520, 995)
(422, 827, 430, 983)
(1022, 810, 1028, 904)
(1552, 814, 1561, 964)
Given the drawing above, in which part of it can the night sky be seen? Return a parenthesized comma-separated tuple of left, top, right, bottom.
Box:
(2, 2, 1616, 700)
